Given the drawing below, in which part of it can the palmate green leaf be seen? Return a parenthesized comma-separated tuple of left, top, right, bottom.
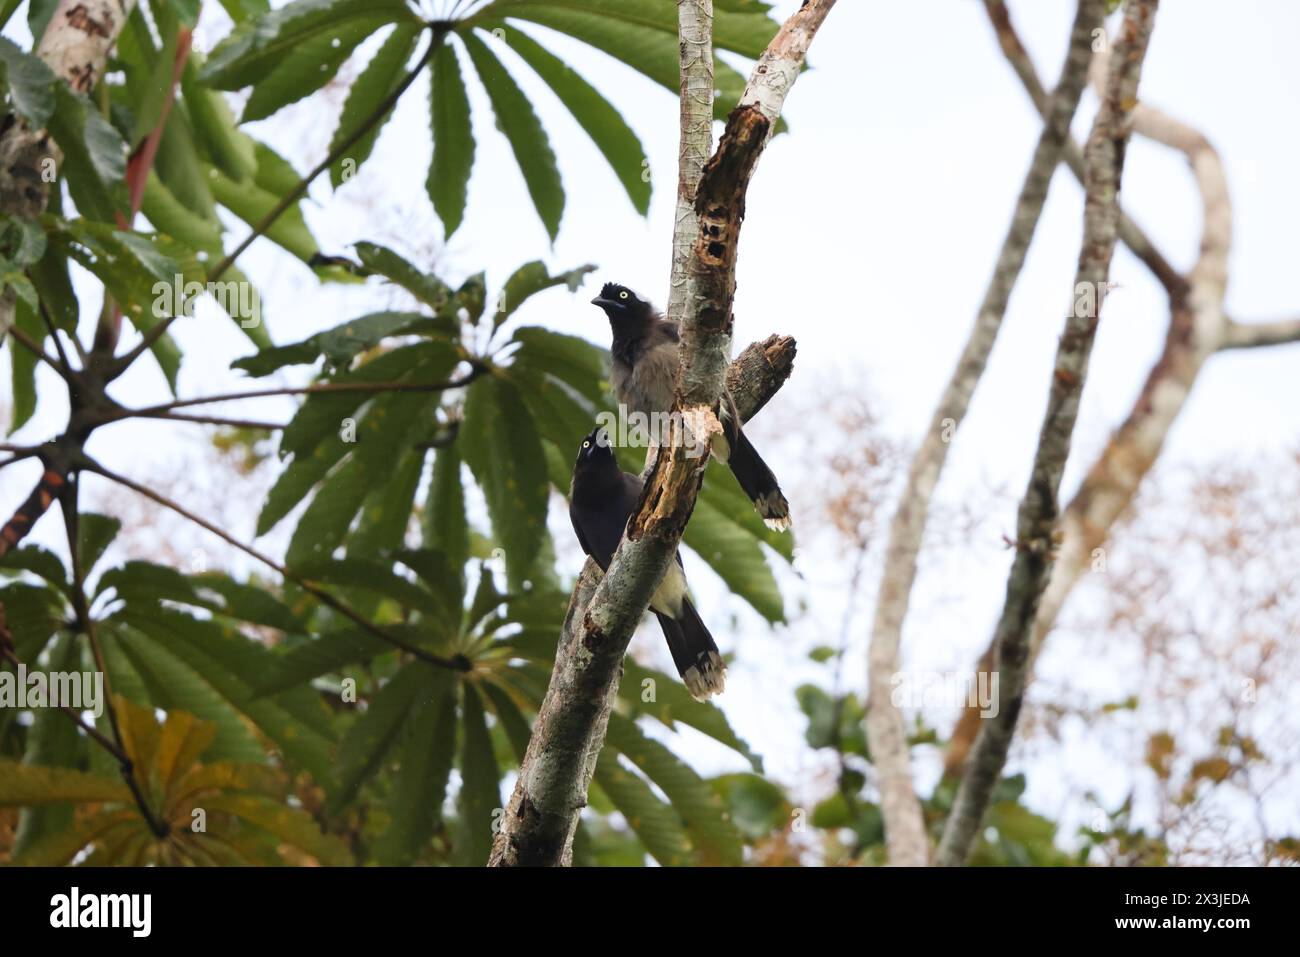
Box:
(0, 36, 56, 127)
(490, 24, 649, 215)
(327, 660, 440, 814)
(460, 31, 563, 241)
(593, 752, 692, 867)
(258, 341, 453, 535)
(13, 635, 82, 857)
(284, 364, 452, 566)
(604, 713, 743, 866)
(350, 444, 424, 555)
(457, 683, 500, 865)
(181, 58, 259, 182)
(481, 681, 532, 761)
(0, 760, 130, 806)
(77, 513, 121, 577)
(115, 607, 336, 781)
(153, 93, 219, 219)
(330, 23, 422, 188)
(711, 772, 790, 841)
(353, 241, 451, 310)
(495, 261, 595, 331)
(0, 583, 65, 662)
(423, 446, 469, 608)
(292, 556, 453, 624)
(452, 271, 487, 325)
(277, 341, 446, 455)
(242, 15, 388, 123)
(459, 374, 550, 591)
(620, 661, 762, 773)
(427, 39, 474, 237)
(471, 0, 778, 59)
(202, 793, 351, 865)
(139, 178, 271, 348)
(698, 459, 795, 562)
(477, 5, 753, 123)
(509, 325, 609, 406)
(127, 14, 181, 149)
(201, 0, 415, 91)
(111, 625, 266, 766)
(45, 220, 182, 388)
(0, 543, 69, 595)
(18, 808, 138, 867)
(26, 234, 78, 334)
(374, 668, 456, 865)
(248, 628, 388, 698)
(207, 164, 319, 264)
(8, 297, 39, 433)
(232, 310, 429, 376)
(47, 85, 128, 223)
(682, 493, 784, 623)
(189, 572, 304, 632)
(141, 170, 223, 252)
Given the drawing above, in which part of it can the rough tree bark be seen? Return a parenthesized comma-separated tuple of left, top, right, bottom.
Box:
(941, 5, 1300, 779)
(487, 0, 837, 867)
(864, 0, 1104, 867)
(935, 0, 1160, 867)
(667, 0, 714, 325)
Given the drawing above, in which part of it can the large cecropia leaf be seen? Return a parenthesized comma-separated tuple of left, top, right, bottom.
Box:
(197, 0, 781, 239)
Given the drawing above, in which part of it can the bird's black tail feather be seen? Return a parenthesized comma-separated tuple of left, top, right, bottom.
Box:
(726, 430, 791, 531)
(654, 600, 726, 702)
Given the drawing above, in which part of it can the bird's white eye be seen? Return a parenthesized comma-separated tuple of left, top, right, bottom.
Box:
(618, 290, 629, 300)
(583, 440, 591, 449)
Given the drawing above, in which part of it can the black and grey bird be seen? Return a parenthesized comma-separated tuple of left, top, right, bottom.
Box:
(590, 282, 791, 531)
(569, 427, 726, 701)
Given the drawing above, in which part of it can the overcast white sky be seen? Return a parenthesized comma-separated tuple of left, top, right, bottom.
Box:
(3, 0, 1297, 857)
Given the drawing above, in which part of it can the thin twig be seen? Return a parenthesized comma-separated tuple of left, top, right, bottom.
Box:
(57, 482, 170, 838)
(80, 457, 465, 672)
(134, 411, 286, 431)
(9, 325, 72, 381)
(104, 366, 484, 424)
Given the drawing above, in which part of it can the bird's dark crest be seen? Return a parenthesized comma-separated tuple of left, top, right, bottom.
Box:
(600, 282, 635, 302)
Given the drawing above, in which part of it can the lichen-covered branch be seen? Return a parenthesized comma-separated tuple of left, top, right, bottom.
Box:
(864, 0, 1103, 867)
(935, 0, 1160, 867)
(488, 1, 835, 867)
(667, 0, 715, 325)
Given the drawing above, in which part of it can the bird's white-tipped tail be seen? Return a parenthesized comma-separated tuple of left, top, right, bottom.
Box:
(683, 651, 728, 702)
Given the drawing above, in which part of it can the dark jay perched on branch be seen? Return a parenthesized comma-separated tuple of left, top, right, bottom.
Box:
(568, 427, 726, 701)
(591, 283, 791, 531)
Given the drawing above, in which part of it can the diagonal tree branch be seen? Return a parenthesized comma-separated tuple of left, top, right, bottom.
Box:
(865, 0, 1105, 867)
(936, 0, 1161, 867)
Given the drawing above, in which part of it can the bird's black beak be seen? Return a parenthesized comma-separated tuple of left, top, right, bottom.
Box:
(591, 296, 616, 309)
